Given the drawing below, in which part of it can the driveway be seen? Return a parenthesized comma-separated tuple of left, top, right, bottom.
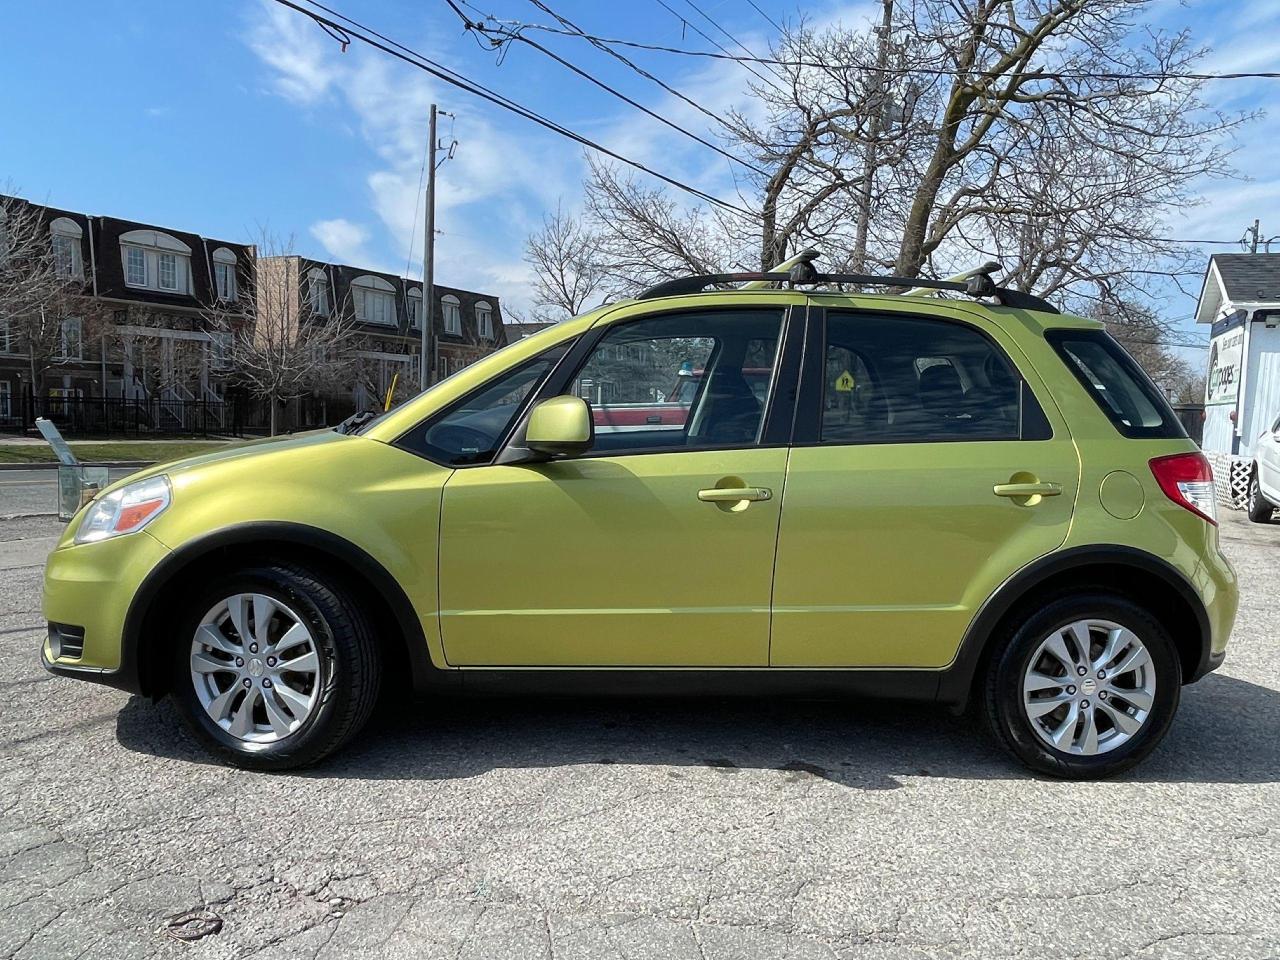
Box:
(0, 512, 1277, 958)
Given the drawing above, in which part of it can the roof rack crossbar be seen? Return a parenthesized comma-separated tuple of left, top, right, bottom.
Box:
(636, 270, 1058, 313)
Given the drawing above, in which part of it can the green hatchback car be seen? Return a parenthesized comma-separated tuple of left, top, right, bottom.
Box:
(41, 260, 1237, 778)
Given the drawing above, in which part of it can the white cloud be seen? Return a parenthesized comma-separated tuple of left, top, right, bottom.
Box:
(310, 218, 371, 264)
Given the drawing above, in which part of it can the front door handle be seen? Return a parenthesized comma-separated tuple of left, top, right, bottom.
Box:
(698, 486, 772, 503)
(993, 481, 1062, 498)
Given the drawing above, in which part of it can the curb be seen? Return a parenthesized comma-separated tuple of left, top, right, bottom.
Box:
(0, 461, 154, 472)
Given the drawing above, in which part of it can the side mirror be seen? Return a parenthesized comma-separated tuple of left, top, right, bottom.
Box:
(525, 395, 594, 459)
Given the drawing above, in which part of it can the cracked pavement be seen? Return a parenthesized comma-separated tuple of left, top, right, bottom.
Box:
(1, 512, 1278, 958)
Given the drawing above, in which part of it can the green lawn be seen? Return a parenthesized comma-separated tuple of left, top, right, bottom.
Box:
(0, 441, 231, 464)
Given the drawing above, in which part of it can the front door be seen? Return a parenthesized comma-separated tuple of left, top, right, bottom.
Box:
(770, 305, 1080, 668)
(437, 306, 794, 666)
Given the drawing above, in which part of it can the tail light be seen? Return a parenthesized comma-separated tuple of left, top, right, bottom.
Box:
(1150, 452, 1217, 526)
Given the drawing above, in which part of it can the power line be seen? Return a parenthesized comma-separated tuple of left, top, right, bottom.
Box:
(745, 0, 783, 34)
(448, 2, 768, 175)
(650, 0, 785, 92)
(679, 0, 791, 88)
(515, 21, 1280, 83)
(267, 0, 761, 221)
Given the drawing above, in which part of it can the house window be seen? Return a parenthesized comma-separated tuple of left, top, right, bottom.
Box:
(0, 316, 11, 354)
(476, 301, 493, 340)
(442, 294, 462, 335)
(352, 275, 396, 325)
(407, 287, 422, 327)
(59, 317, 83, 360)
(50, 218, 83, 279)
(126, 246, 146, 286)
(158, 252, 178, 290)
(119, 229, 192, 294)
(210, 331, 233, 369)
(308, 269, 330, 315)
(212, 247, 237, 302)
(0, 381, 10, 419)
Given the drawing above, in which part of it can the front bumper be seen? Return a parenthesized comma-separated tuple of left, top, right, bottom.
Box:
(40, 529, 171, 694)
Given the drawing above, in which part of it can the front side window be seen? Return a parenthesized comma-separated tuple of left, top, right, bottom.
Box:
(568, 309, 783, 455)
(1046, 330, 1182, 439)
(397, 345, 568, 465)
(820, 311, 1043, 444)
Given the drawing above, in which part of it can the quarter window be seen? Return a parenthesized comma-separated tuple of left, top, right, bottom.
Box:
(1046, 330, 1182, 439)
(567, 309, 783, 455)
(819, 311, 1044, 443)
(398, 345, 568, 466)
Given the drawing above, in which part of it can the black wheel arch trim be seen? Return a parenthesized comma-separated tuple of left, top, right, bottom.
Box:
(122, 521, 443, 698)
(937, 544, 1214, 709)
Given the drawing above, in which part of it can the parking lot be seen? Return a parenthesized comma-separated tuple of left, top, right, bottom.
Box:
(1, 510, 1277, 959)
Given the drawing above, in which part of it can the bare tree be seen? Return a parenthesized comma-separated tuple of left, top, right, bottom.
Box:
(529, 0, 1251, 321)
(1091, 300, 1204, 402)
(0, 190, 88, 398)
(523, 203, 610, 320)
(202, 236, 357, 436)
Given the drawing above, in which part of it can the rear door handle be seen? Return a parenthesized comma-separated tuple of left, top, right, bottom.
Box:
(698, 487, 772, 503)
(993, 482, 1062, 498)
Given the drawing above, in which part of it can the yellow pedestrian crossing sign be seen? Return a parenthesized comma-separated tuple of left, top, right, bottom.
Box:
(835, 370, 856, 392)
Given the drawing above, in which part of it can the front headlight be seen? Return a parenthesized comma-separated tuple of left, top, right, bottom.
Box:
(74, 475, 172, 544)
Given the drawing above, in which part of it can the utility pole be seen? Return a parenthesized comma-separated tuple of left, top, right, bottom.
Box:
(1244, 218, 1261, 254)
(421, 103, 437, 390)
(852, 0, 894, 275)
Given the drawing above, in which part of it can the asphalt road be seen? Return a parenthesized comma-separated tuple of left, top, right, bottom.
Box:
(1, 512, 1278, 959)
(0, 468, 138, 519)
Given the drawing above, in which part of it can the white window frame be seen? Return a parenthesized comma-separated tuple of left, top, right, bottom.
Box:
(119, 229, 192, 295)
(212, 247, 237, 302)
(307, 268, 331, 316)
(476, 300, 493, 340)
(407, 286, 423, 327)
(125, 246, 146, 286)
(442, 294, 462, 336)
(352, 275, 396, 326)
(50, 218, 84, 279)
(59, 317, 84, 360)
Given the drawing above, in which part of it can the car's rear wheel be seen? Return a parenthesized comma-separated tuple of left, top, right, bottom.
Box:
(170, 563, 380, 771)
(983, 593, 1181, 779)
(1247, 472, 1274, 523)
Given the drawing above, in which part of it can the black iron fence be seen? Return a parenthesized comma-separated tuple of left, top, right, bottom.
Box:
(6, 395, 244, 438)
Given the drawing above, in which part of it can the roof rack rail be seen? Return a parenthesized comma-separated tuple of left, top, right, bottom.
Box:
(636, 255, 1058, 314)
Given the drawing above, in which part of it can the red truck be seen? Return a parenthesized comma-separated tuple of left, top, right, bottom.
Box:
(591, 368, 771, 434)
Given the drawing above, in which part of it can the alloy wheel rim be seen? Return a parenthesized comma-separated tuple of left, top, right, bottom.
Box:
(1021, 618, 1156, 757)
(190, 593, 321, 744)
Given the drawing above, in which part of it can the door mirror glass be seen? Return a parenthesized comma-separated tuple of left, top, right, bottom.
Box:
(526, 396, 594, 459)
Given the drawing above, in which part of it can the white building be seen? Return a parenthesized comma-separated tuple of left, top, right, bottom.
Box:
(1195, 253, 1280, 507)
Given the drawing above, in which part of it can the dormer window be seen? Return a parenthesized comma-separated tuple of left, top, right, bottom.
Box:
(307, 268, 330, 316)
(120, 229, 192, 295)
(476, 300, 493, 340)
(352, 275, 396, 325)
(212, 247, 237, 302)
(50, 218, 83, 279)
(407, 286, 423, 327)
(442, 294, 462, 335)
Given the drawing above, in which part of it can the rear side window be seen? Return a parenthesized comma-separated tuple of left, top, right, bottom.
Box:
(1046, 330, 1184, 439)
(820, 311, 1051, 443)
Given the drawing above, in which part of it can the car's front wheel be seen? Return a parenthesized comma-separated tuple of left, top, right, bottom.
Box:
(170, 563, 381, 770)
(983, 593, 1180, 779)
(1247, 472, 1274, 523)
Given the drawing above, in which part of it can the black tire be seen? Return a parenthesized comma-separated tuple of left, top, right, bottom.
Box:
(1247, 471, 1274, 523)
(982, 592, 1181, 780)
(170, 563, 381, 771)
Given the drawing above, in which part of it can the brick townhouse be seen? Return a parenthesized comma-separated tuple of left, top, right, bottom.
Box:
(0, 195, 506, 433)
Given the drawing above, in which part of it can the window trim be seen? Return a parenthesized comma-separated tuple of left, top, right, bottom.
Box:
(50, 217, 84, 279)
(793, 305, 1053, 447)
(307, 268, 331, 316)
(476, 300, 493, 340)
(442, 294, 463, 336)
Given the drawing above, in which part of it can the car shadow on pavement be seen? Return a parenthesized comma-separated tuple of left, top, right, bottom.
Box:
(115, 672, 1280, 787)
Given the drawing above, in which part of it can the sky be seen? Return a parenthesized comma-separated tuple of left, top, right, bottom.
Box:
(4, 0, 1280, 353)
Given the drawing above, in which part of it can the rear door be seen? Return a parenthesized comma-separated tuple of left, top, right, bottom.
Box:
(770, 303, 1080, 668)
